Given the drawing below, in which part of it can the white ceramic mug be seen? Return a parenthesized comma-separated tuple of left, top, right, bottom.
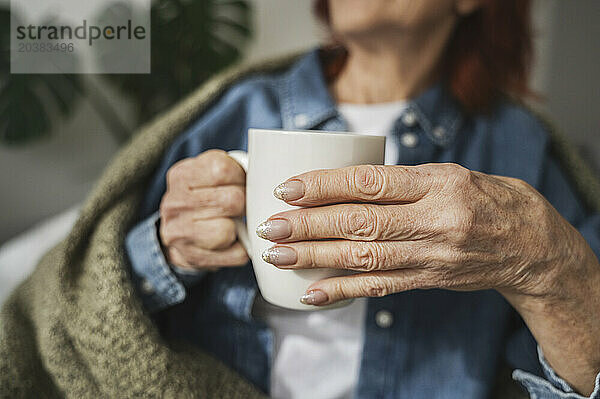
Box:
(228, 128, 385, 310)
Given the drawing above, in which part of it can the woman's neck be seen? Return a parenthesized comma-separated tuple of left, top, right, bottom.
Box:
(330, 19, 456, 104)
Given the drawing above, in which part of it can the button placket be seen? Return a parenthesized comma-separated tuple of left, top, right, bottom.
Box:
(375, 309, 394, 328)
(140, 279, 155, 295)
(399, 132, 419, 148)
(401, 110, 417, 127)
(432, 126, 447, 140)
(293, 113, 309, 128)
(356, 298, 399, 398)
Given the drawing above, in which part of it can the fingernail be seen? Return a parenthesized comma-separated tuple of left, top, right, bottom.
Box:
(261, 246, 297, 266)
(273, 180, 305, 201)
(300, 289, 329, 305)
(256, 219, 292, 240)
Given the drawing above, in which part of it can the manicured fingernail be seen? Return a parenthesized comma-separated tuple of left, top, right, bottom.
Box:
(273, 180, 305, 201)
(261, 246, 297, 266)
(256, 219, 292, 240)
(300, 289, 329, 305)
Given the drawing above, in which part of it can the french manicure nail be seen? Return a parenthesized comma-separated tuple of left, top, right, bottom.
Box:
(300, 289, 329, 305)
(273, 180, 305, 201)
(256, 219, 292, 240)
(261, 246, 297, 266)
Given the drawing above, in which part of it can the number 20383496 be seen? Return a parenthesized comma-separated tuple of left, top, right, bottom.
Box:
(18, 42, 75, 53)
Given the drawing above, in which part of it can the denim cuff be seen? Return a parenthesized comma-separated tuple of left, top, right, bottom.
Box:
(513, 346, 600, 398)
(125, 211, 186, 312)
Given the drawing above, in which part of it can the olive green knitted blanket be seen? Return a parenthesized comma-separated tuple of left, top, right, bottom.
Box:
(1, 52, 599, 398)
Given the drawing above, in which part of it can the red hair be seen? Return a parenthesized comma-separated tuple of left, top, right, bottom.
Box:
(314, 0, 533, 113)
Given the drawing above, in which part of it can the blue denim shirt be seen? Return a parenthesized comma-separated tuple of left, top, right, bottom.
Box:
(125, 49, 600, 399)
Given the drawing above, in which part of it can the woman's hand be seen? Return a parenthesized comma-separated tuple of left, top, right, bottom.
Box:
(258, 163, 581, 303)
(159, 149, 249, 271)
(258, 163, 600, 395)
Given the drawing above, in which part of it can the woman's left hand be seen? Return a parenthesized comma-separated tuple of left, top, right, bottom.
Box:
(258, 163, 600, 395)
(257, 163, 586, 306)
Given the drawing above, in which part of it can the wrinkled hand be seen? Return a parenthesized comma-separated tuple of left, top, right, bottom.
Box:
(159, 150, 249, 271)
(257, 163, 580, 306)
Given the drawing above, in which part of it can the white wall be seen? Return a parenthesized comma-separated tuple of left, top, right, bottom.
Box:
(0, 84, 126, 243)
(1, 0, 599, 244)
(244, 0, 322, 62)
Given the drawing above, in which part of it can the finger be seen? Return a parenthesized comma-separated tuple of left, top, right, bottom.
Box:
(274, 164, 434, 207)
(261, 240, 432, 272)
(189, 185, 246, 218)
(166, 149, 245, 190)
(258, 203, 433, 243)
(300, 268, 437, 306)
(161, 185, 245, 219)
(167, 241, 249, 269)
(161, 217, 237, 250)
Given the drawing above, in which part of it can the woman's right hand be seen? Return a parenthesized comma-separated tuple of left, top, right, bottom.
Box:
(159, 149, 249, 271)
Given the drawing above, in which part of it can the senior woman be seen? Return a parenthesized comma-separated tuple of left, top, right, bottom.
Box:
(122, 1, 600, 398)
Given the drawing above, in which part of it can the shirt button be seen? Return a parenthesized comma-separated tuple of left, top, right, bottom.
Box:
(140, 279, 155, 295)
(399, 132, 419, 148)
(293, 113, 309, 128)
(375, 310, 394, 328)
(401, 110, 417, 127)
(432, 126, 447, 140)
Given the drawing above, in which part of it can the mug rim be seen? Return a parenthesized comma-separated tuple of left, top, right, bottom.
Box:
(248, 128, 386, 142)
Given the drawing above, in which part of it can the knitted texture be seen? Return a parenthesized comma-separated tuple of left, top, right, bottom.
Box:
(1, 52, 598, 398)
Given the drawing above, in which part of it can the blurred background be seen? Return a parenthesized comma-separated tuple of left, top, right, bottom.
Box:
(0, 1, 599, 298)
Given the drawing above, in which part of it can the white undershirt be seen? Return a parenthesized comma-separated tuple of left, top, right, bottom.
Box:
(338, 100, 408, 165)
(253, 100, 408, 399)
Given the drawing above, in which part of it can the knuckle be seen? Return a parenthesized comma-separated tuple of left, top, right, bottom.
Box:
(347, 244, 380, 271)
(166, 159, 191, 187)
(451, 164, 475, 187)
(159, 220, 181, 247)
(365, 277, 389, 297)
(159, 224, 172, 246)
(330, 279, 348, 300)
(435, 163, 472, 188)
(207, 151, 239, 185)
(159, 194, 174, 219)
(329, 276, 390, 300)
(353, 165, 386, 199)
(206, 219, 237, 249)
(304, 243, 321, 269)
(341, 206, 377, 240)
(444, 205, 476, 243)
(165, 247, 185, 267)
(220, 186, 245, 215)
(295, 211, 312, 238)
(232, 248, 250, 265)
(202, 149, 227, 158)
(159, 192, 188, 220)
(336, 274, 388, 298)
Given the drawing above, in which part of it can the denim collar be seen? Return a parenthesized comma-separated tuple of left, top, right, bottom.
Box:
(278, 49, 340, 131)
(277, 48, 464, 148)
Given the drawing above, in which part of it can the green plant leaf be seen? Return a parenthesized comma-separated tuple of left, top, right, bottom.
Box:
(96, 0, 252, 125)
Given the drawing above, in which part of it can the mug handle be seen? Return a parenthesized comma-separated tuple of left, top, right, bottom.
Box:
(227, 150, 252, 259)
